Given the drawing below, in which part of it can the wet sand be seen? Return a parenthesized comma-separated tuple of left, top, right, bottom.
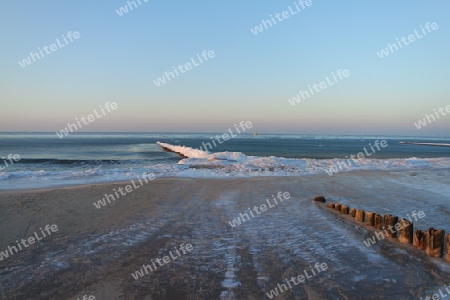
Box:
(0, 170, 450, 299)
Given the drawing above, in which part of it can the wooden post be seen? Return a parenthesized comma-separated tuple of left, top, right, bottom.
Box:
(349, 208, 356, 218)
(355, 209, 365, 222)
(414, 229, 426, 250)
(383, 214, 398, 238)
(314, 196, 326, 203)
(327, 203, 334, 209)
(341, 205, 349, 214)
(397, 218, 413, 244)
(374, 214, 383, 230)
(365, 212, 375, 227)
(335, 204, 342, 212)
(446, 234, 450, 262)
(424, 228, 445, 258)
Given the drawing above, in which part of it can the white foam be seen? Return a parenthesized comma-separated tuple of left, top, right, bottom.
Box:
(2, 142, 450, 190)
(156, 142, 450, 178)
(157, 142, 212, 159)
(400, 142, 450, 147)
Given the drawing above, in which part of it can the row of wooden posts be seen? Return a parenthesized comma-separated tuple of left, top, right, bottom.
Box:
(313, 196, 450, 261)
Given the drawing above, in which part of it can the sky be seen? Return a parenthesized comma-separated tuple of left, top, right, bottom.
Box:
(1, 1, 450, 136)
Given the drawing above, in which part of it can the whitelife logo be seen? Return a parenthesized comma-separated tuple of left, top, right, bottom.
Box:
(76, 296, 95, 300)
(18, 31, 81, 68)
(363, 210, 425, 247)
(56, 102, 118, 139)
(324, 140, 388, 176)
(414, 105, 450, 129)
(376, 22, 438, 58)
(288, 69, 350, 106)
(131, 243, 193, 280)
(0, 154, 21, 171)
(198, 121, 253, 152)
(0, 224, 58, 261)
(250, 0, 312, 35)
(93, 173, 156, 209)
(266, 262, 328, 298)
(419, 285, 450, 300)
(153, 50, 215, 87)
(115, 0, 149, 16)
(228, 192, 291, 228)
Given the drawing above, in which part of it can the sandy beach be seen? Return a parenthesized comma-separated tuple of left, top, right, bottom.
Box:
(5, 0, 450, 298)
(1, 170, 450, 299)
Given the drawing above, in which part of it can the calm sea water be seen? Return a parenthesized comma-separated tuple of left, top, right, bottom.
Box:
(0, 133, 449, 190)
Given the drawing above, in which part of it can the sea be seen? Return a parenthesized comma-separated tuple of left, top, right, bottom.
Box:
(2, 133, 450, 299)
(0, 132, 449, 190)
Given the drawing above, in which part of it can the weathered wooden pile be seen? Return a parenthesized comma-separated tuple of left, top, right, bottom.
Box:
(312, 195, 450, 262)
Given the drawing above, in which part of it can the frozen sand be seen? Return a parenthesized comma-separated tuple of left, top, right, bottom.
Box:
(0, 169, 449, 299)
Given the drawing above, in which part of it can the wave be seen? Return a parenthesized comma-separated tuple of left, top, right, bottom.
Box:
(17, 158, 122, 165)
(399, 142, 450, 147)
(1, 142, 450, 190)
(157, 142, 211, 159)
(156, 142, 450, 176)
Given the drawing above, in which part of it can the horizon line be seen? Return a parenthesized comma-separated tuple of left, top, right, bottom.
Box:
(0, 131, 449, 139)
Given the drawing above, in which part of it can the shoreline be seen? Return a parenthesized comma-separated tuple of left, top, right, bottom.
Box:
(2, 168, 450, 193)
(1, 170, 450, 299)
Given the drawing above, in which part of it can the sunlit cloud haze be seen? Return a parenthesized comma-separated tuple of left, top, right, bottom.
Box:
(1, 1, 449, 136)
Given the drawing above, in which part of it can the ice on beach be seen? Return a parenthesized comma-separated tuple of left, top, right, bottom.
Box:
(156, 142, 450, 178)
(2, 142, 450, 190)
(2, 169, 450, 299)
(157, 142, 212, 159)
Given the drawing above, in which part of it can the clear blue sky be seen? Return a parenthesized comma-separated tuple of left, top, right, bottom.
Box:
(2, 1, 449, 136)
